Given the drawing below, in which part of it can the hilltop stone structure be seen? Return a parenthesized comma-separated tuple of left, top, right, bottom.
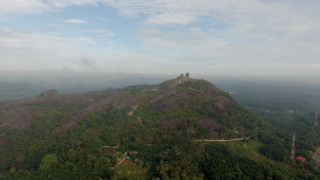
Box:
(177, 73, 190, 82)
(169, 73, 190, 88)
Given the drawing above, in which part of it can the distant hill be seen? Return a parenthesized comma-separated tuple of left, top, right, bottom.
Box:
(0, 75, 319, 179)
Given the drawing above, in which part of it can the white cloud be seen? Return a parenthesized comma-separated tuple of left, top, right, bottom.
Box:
(0, 0, 51, 15)
(84, 29, 114, 37)
(139, 28, 228, 49)
(146, 13, 195, 25)
(97, 16, 108, 21)
(0, 28, 172, 74)
(62, 19, 88, 24)
(1, 0, 320, 79)
(0, 28, 96, 70)
(2, 1, 320, 32)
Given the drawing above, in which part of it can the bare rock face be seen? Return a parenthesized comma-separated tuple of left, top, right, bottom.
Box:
(0, 112, 35, 129)
(196, 119, 224, 132)
(214, 96, 233, 113)
(38, 90, 58, 98)
(59, 119, 78, 132)
(0, 137, 9, 147)
(160, 118, 184, 129)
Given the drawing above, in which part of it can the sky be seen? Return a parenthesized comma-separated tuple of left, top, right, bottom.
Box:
(0, 0, 320, 82)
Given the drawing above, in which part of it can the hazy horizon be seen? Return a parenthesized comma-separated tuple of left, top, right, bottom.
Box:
(1, 72, 320, 102)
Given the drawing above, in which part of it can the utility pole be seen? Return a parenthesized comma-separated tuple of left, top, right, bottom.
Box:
(290, 133, 296, 160)
(315, 111, 319, 127)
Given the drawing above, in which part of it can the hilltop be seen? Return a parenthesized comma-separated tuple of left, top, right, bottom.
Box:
(0, 74, 256, 136)
(0, 75, 318, 179)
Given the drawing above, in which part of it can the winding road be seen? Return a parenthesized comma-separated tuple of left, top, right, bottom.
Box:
(195, 136, 251, 142)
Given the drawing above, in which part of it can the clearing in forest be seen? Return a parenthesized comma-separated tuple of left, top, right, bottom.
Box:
(116, 159, 147, 178)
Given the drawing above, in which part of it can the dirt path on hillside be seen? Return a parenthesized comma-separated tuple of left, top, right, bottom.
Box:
(116, 152, 128, 167)
(244, 144, 248, 149)
(244, 143, 259, 156)
(251, 149, 259, 157)
(313, 148, 320, 166)
(137, 117, 142, 123)
(128, 105, 138, 116)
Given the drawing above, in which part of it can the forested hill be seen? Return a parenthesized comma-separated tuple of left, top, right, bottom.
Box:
(0, 75, 319, 179)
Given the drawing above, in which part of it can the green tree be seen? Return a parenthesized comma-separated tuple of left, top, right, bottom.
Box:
(38, 154, 59, 172)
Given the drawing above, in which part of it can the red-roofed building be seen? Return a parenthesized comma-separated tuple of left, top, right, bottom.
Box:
(296, 156, 306, 162)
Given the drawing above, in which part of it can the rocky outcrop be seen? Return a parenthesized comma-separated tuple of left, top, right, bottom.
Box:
(0, 112, 35, 129)
(0, 137, 9, 147)
(196, 119, 224, 132)
(38, 89, 58, 97)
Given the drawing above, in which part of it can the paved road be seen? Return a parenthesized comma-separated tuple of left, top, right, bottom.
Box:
(195, 136, 251, 142)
